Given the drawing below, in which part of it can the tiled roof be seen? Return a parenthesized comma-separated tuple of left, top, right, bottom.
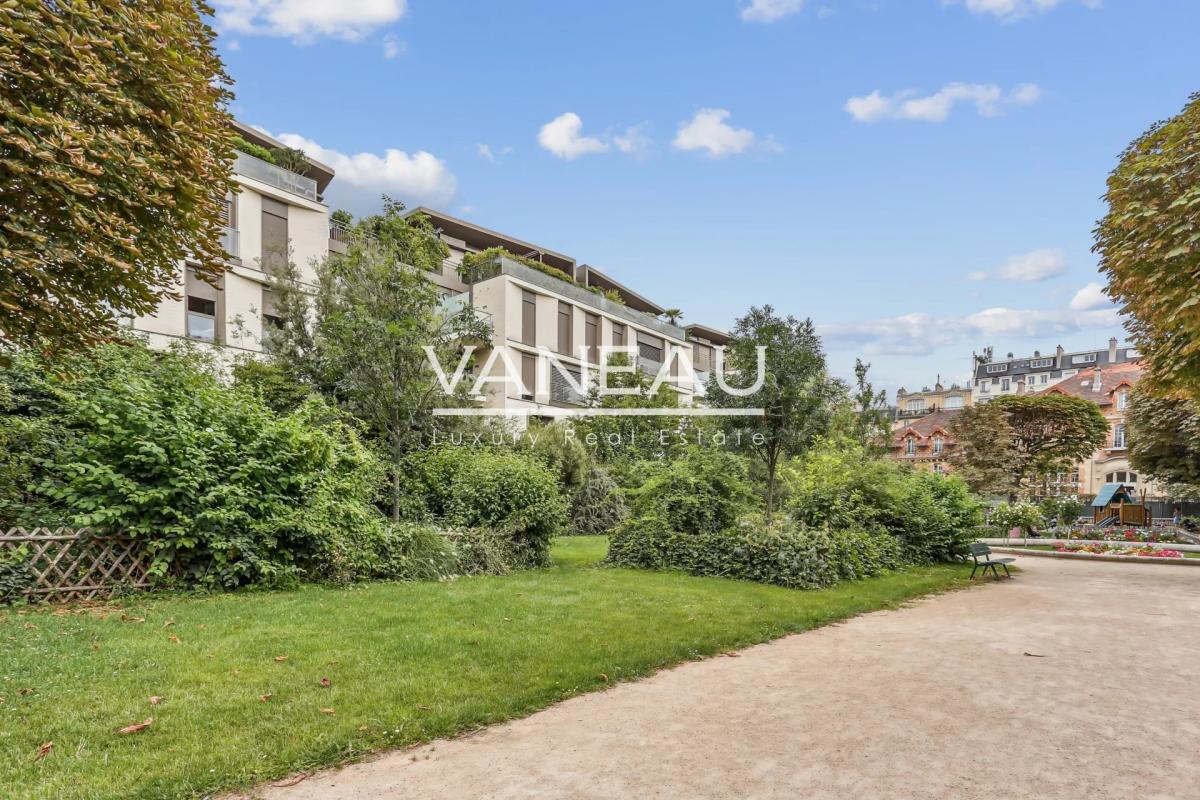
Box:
(893, 409, 962, 444)
(1037, 361, 1142, 406)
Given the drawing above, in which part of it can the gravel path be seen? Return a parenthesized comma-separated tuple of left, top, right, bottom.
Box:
(248, 557, 1200, 799)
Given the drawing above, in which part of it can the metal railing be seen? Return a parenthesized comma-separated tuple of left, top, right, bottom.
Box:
(234, 151, 318, 202)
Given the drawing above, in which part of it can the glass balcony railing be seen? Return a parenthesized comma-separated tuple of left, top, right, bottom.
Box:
(234, 152, 318, 202)
(468, 255, 686, 342)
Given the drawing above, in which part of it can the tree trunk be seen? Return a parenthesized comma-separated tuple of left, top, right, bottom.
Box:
(391, 435, 402, 523)
(765, 456, 777, 523)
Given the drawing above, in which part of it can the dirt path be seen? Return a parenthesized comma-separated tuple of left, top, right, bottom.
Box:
(248, 557, 1200, 799)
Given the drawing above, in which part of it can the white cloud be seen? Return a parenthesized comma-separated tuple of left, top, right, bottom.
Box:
(967, 271, 989, 281)
(227, 40, 241, 52)
(537, 112, 609, 160)
(943, 0, 1101, 24)
(476, 143, 512, 164)
(382, 34, 405, 59)
(995, 248, 1068, 281)
(212, 0, 406, 42)
(614, 123, 653, 159)
(824, 304, 1121, 356)
(272, 131, 457, 210)
(672, 109, 757, 157)
(740, 0, 805, 23)
(845, 82, 1041, 123)
(1069, 281, 1111, 311)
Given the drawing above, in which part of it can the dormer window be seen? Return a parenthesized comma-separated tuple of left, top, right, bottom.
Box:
(933, 434, 944, 455)
(905, 437, 916, 456)
(986, 364, 1007, 374)
(1030, 357, 1054, 368)
(1116, 390, 1129, 410)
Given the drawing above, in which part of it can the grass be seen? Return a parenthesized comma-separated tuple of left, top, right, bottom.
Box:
(1, 536, 972, 800)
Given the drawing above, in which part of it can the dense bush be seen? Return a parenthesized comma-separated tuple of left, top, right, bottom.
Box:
(1038, 495, 1087, 527)
(607, 513, 901, 589)
(627, 448, 755, 535)
(518, 422, 589, 493)
(410, 447, 568, 567)
(788, 439, 980, 562)
(0, 341, 432, 588)
(569, 466, 628, 536)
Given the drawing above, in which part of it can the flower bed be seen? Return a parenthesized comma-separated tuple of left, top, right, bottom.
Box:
(1055, 543, 1185, 559)
(1062, 528, 1184, 544)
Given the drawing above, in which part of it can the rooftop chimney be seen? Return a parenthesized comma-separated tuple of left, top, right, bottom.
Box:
(1056, 344, 1065, 368)
(1093, 365, 1103, 393)
(1109, 337, 1118, 362)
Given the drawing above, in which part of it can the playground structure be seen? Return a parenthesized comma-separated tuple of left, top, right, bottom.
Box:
(1092, 483, 1151, 527)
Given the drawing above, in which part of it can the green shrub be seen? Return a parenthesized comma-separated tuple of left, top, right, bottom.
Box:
(0, 341, 398, 588)
(788, 439, 980, 562)
(607, 513, 901, 590)
(627, 448, 754, 535)
(373, 521, 459, 581)
(519, 422, 589, 492)
(232, 135, 275, 164)
(1038, 495, 1087, 526)
(989, 501, 1043, 535)
(569, 466, 628, 536)
(413, 447, 567, 568)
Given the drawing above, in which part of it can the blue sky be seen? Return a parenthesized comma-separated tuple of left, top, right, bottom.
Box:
(212, 0, 1198, 396)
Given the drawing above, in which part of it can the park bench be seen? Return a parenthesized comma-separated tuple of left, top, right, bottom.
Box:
(968, 542, 1014, 580)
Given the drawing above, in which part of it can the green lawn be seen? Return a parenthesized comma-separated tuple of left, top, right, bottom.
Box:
(1, 536, 971, 800)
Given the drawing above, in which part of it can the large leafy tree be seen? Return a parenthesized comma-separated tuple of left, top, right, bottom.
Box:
(705, 306, 844, 518)
(1094, 92, 1200, 395)
(850, 358, 891, 456)
(0, 1, 235, 355)
(1126, 386, 1200, 488)
(950, 395, 1107, 499)
(266, 206, 488, 520)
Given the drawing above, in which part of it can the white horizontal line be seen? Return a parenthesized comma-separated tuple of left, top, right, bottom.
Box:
(432, 408, 765, 417)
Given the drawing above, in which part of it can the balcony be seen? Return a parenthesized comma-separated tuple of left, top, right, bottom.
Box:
(468, 255, 686, 341)
(219, 226, 240, 260)
(234, 151, 318, 202)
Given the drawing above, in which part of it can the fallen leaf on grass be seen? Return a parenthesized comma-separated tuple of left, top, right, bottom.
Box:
(120, 614, 145, 623)
(358, 725, 370, 732)
(416, 704, 432, 711)
(319, 677, 332, 688)
(259, 693, 273, 703)
(274, 655, 288, 662)
(162, 620, 174, 628)
(23, 623, 37, 630)
(148, 696, 163, 706)
(18, 687, 34, 696)
(320, 708, 335, 715)
(33, 742, 53, 762)
(271, 772, 311, 788)
(167, 635, 181, 644)
(599, 673, 609, 683)
(117, 718, 153, 735)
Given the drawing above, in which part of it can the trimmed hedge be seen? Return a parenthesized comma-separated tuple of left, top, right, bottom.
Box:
(607, 514, 902, 590)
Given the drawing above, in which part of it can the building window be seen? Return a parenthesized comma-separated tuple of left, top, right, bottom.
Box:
(1070, 471, 1079, 484)
(933, 463, 944, 475)
(557, 301, 573, 355)
(1072, 352, 1098, 364)
(1117, 390, 1129, 410)
(638, 332, 663, 368)
(520, 353, 537, 400)
(261, 196, 288, 272)
(945, 395, 964, 409)
(1112, 424, 1126, 449)
(986, 364, 1007, 374)
(550, 366, 585, 406)
(185, 268, 220, 342)
(1105, 471, 1135, 484)
(187, 296, 217, 341)
(612, 322, 625, 349)
(979, 381, 990, 393)
(1030, 357, 1054, 368)
(584, 312, 598, 363)
(521, 290, 536, 346)
(1001, 378, 1010, 391)
(905, 437, 916, 456)
(907, 399, 926, 412)
(1041, 374, 1049, 384)
(933, 435, 944, 455)
(694, 343, 713, 373)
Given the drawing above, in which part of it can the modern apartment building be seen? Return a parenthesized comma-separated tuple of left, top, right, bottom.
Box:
(971, 339, 1140, 404)
(1037, 361, 1163, 499)
(408, 209, 705, 415)
(131, 122, 334, 356)
(892, 380, 971, 426)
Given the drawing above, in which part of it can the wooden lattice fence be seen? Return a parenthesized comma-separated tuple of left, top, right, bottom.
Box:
(1, 527, 150, 603)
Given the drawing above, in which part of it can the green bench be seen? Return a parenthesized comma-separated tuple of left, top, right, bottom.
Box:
(969, 542, 1014, 580)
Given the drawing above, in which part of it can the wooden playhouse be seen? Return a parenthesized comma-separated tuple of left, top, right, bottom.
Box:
(1091, 483, 1151, 527)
